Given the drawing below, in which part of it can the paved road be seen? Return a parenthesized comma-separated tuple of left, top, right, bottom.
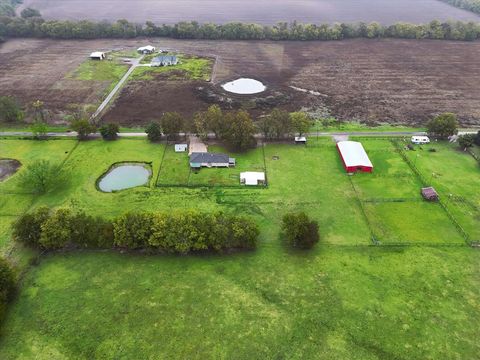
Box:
(90, 55, 145, 120)
(1, 130, 477, 139)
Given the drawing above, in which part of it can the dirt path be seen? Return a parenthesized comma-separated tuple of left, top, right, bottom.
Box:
(90, 55, 146, 120)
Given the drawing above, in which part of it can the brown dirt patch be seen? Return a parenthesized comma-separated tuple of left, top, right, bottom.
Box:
(3, 38, 480, 126)
(0, 159, 21, 182)
(19, 0, 480, 25)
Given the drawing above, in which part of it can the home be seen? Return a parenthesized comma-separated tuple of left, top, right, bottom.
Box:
(151, 55, 178, 67)
(175, 144, 188, 153)
(189, 153, 235, 169)
(240, 172, 266, 186)
(336, 141, 373, 173)
(411, 136, 430, 145)
(90, 52, 106, 60)
(137, 45, 156, 54)
(295, 136, 307, 145)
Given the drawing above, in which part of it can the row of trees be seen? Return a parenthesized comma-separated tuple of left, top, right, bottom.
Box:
(13, 207, 259, 253)
(2, 16, 480, 41)
(440, 0, 480, 14)
(146, 106, 313, 151)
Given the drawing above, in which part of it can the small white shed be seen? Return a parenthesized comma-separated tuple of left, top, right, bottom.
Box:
(411, 136, 430, 144)
(137, 45, 156, 54)
(175, 144, 188, 153)
(240, 172, 266, 186)
(90, 52, 106, 60)
(295, 136, 307, 144)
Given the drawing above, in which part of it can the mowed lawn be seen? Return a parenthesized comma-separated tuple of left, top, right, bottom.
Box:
(0, 247, 478, 359)
(404, 142, 480, 242)
(0, 138, 479, 358)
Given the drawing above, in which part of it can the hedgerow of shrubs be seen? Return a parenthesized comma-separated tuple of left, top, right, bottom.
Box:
(12, 207, 259, 254)
(0, 257, 15, 322)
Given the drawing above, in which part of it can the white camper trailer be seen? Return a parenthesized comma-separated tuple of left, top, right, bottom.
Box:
(411, 136, 430, 145)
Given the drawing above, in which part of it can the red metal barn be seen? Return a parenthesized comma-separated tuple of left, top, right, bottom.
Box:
(336, 141, 373, 173)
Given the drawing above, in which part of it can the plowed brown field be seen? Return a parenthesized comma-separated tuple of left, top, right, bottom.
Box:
(2, 38, 480, 126)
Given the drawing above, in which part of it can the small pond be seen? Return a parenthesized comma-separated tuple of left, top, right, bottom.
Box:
(222, 78, 266, 95)
(98, 163, 151, 193)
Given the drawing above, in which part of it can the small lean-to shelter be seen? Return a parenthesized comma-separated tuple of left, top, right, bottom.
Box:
(175, 144, 188, 153)
(90, 52, 106, 60)
(336, 141, 373, 173)
(240, 172, 266, 186)
(421, 187, 439, 201)
(295, 136, 307, 145)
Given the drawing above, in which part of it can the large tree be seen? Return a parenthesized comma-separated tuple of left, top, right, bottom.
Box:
(145, 121, 162, 142)
(282, 212, 319, 249)
(194, 105, 224, 139)
(427, 113, 458, 139)
(99, 123, 119, 141)
(223, 110, 257, 151)
(290, 111, 312, 137)
(161, 112, 184, 140)
(70, 119, 97, 140)
(18, 160, 65, 194)
(0, 96, 24, 123)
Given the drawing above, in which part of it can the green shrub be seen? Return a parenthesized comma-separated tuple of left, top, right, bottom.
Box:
(282, 212, 320, 249)
(0, 257, 15, 321)
(12, 206, 50, 248)
(70, 212, 114, 248)
(99, 123, 120, 141)
(228, 216, 259, 250)
(113, 212, 154, 249)
(70, 119, 97, 140)
(40, 208, 73, 250)
(145, 121, 162, 142)
(0, 96, 24, 123)
(458, 133, 476, 149)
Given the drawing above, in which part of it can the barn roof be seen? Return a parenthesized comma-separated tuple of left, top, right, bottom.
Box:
(90, 52, 104, 57)
(337, 141, 373, 168)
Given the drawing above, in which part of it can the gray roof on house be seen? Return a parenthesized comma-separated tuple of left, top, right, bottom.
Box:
(152, 55, 177, 63)
(190, 152, 230, 164)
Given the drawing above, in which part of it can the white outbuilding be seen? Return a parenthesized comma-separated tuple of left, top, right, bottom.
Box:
(295, 136, 307, 145)
(411, 136, 430, 144)
(175, 144, 188, 153)
(137, 45, 156, 54)
(90, 52, 106, 60)
(240, 172, 266, 186)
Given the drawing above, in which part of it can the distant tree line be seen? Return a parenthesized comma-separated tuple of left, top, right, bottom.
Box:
(1, 15, 480, 41)
(12, 207, 259, 254)
(439, 0, 480, 14)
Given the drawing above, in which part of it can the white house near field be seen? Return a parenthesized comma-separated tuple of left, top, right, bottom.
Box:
(175, 144, 188, 153)
(240, 172, 266, 186)
(137, 45, 156, 54)
(90, 52, 106, 60)
(411, 136, 430, 144)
